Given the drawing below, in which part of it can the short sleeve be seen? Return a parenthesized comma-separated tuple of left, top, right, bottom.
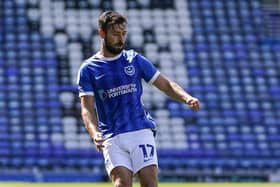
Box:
(77, 63, 95, 97)
(137, 54, 160, 84)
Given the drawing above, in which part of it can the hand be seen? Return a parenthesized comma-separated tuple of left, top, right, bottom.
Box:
(185, 97, 200, 111)
(92, 132, 105, 152)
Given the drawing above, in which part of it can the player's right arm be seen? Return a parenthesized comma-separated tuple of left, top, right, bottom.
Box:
(80, 95, 104, 151)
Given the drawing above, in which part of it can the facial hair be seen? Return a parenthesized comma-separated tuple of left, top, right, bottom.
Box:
(104, 35, 124, 55)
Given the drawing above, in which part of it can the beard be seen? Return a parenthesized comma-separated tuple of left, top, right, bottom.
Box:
(104, 36, 124, 55)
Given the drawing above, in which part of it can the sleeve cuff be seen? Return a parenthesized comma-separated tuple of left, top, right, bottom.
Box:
(79, 92, 95, 97)
(148, 71, 160, 85)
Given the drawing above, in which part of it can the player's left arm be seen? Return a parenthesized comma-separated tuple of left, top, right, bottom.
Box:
(152, 74, 200, 111)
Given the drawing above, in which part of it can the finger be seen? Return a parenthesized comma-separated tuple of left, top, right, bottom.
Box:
(94, 138, 104, 143)
(192, 107, 198, 112)
(97, 143, 104, 148)
(191, 103, 199, 111)
(94, 140, 104, 146)
(186, 97, 194, 104)
(194, 104, 200, 111)
(192, 100, 199, 106)
(96, 143, 104, 152)
(94, 135, 104, 142)
(188, 99, 198, 105)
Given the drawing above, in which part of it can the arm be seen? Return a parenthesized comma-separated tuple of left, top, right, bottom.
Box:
(152, 74, 200, 111)
(80, 95, 104, 151)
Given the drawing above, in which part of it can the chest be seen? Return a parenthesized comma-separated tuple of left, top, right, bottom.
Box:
(92, 62, 139, 89)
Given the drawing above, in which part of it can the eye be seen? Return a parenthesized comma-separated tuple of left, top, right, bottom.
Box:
(112, 32, 121, 36)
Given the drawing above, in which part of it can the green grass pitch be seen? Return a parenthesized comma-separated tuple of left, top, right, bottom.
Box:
(1, 183, 280, 187)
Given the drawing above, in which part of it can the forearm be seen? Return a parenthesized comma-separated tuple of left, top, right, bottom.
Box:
(163, 81, 192, 104)
(153, 74, 200, 111)
(81, 108, 99, 138)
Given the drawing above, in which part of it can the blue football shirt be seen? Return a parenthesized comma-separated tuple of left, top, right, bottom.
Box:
(77, 49, 160, 139)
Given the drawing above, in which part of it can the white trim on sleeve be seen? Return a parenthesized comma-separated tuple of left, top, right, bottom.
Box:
(79, 92, 95, 97)
(148, 71, 160, 85)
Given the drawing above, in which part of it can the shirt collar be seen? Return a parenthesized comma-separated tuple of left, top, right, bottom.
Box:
(95, 51, 123, 61)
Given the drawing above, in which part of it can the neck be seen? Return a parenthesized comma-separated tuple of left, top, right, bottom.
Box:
(99, 42, 120, 58)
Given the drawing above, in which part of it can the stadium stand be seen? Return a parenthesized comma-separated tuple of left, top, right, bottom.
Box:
(0, 0, 280, 182)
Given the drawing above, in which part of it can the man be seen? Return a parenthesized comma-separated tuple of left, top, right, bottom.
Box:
(77, 11, 200, 187)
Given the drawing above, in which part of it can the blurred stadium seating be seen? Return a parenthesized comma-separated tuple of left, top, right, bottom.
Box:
(0, 0, 280, 182)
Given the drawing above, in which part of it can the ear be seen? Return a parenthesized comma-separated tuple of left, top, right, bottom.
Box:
(98, 28, 105, 39)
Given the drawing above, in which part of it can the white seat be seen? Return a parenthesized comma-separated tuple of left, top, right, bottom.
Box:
(129, 25, 142, 34)
(176, 76, 188, 86)
(174, 142, 188, 149)
(152, 9, 164, 18)
(28, 0, 39, 6)
(28, 8, 40, 22)
(159, 52, 172, 63)
(138, 0, 150, 7)
(78, 133, 91, 147)
(66, 26, 79, 39)
(152, 92, 166, 108)
(141, 93, 151, 104)
(155, 34, 168, 47)
(160, 58, 173, 68)
(171, 51, 184, 62)
(55, 33, 68, 46)
(161, 68, 175, 79)
(127, 9, 139, 19)
(173, 133, 187, 141)
(92, 35, 101, 52)
(89, 0, 101, 6)
(65, 140, 79, 149)
(145, 43, 158, 63)
(130, 34, 144, 48)
(90, 10, 102, 29)
(145, 51, 158, 63)
(60, 91, 75, 109)
(154, 24, 166, 35)
(51, 133, 64, 143)
(113, 0, 126, 10)
(40, 0, 51, 8)
(160, 141, 173, 149)
(54, 17, 66, 30)
(170, 43, 183, 52)
(171, 117, 184, 126)
(155, 117, 169, 126)
(80, 26, 92, 39)
(62, 116, 77, 130)
(68, 43, 82, 51)
(154, 109, 169, 118)
(144, 43, 158, 52)
(140, 9, 151, 18)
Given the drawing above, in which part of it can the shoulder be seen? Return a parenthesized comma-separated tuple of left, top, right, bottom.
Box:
(80, 55, 103, 69)
(83, 57, 92, 64)
(79, 58, 90, 70)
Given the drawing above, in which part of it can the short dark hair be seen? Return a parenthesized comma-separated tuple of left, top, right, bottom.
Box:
(98, 11, 127, 33)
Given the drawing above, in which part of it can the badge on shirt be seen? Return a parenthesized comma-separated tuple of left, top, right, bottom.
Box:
(124, 65, 135, 76)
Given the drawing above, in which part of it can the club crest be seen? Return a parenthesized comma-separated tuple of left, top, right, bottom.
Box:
(124, 65, 135, 76)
